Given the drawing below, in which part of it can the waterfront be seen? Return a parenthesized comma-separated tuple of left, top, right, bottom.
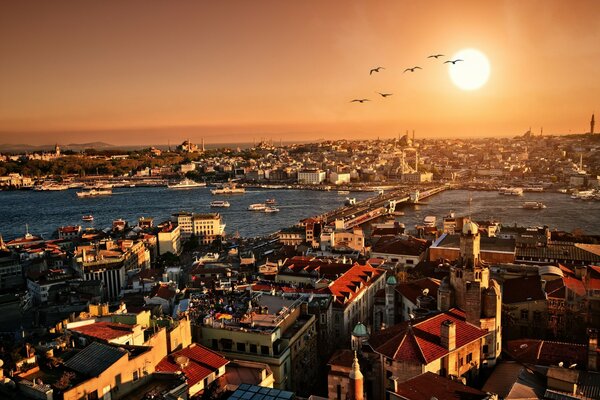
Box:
(1, 187, 600, 239)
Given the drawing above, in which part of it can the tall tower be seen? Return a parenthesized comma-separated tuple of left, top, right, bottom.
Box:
(349, 352, 364, 400)
(591, 114, 595, 134)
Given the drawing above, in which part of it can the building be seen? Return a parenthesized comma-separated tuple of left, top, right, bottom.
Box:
(278, 226, 306, 246)
(297, 169, 326, 184)
(192, 213, 226, 245)
(436, 221, 502, 367)
(388, 372, 490, 400)
(58, 225, 82, 240)
(329, 172, 351, 185)
(195, 293, 317, 393)
(157, 222, 181, 255)
(74, 239, 150, 300)
(371, 236, 430, 268)
(155, 343, 229, 397)
(502, 276, 548, 339)
(429, 233, 516, 264)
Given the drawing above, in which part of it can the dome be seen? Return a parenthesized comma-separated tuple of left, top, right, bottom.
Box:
(462, 220, 479, 235)
(352, 322, 369, 337)
(386, 275, 397, 285)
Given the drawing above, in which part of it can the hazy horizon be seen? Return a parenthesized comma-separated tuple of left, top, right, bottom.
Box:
(2, 1, 599, 145)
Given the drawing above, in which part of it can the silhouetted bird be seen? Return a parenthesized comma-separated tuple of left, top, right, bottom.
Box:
(350, 99, 370, 103)
(370, 67, 385, 75)
(428, 54, 444, 59)
(377, 92, 393, 97)
(444, 59, 463, 64)
(403, 66, 422, 73)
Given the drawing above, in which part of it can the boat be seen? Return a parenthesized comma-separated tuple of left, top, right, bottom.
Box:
(522, 201, 546, 209)
(211, 184, 245, 195)
(423, 215, 437, 227)
(210, 200, 230, 208)
(571, 190, 595, 200)
(265, 198, 277, 205)
(558, 188, 568, 194)
(248, 203, 266, 211)
(168, 178, 206, 189)
(499, 187, 523, 196)
(264, 206, 280, 213)
(345, 197, 356, 206)
(76, 188, 112, 198)
(338, 190, 350, 195)
(82, 215, 94, 222)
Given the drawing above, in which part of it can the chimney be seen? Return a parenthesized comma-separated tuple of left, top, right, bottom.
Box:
(441, 320, 456, 351)
(589, 329, 598, 371)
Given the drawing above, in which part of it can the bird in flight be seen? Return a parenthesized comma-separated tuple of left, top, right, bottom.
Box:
(350, 99, 370, 103)
(428, 54, 444, 59)
(444, 59, 463, 64)
(403, 66, 422, 73)
(377, 92, 393, 97)
(370, 66, 385, 75)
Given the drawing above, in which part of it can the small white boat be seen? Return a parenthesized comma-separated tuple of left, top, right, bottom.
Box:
(338, 190, 350, 195)
(522, 201, 547, 210)
(210, 200, 230, 208)
(264, 206, 280, 213)
(248, 203, 266, 211)
(265, 198, 276, 205)
(76, 188, 112, 198)
(82, 215, 94, 222)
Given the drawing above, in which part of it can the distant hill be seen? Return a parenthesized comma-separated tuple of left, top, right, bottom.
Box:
(0, 142, 115, 153)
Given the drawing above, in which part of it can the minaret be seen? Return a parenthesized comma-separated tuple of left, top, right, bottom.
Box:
(349, 352, 364, 400)
(201, 138, 205, 152)
(591, 114, 595, 134)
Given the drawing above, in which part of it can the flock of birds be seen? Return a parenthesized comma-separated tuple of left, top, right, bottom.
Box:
(351, 53, 464, 103)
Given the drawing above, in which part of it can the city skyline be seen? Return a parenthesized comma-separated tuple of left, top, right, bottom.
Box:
(1, 1, 600, 145)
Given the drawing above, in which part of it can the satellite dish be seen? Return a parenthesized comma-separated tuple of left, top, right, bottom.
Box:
(422, 288, 429, 296)
(409, 313, 415, 320)
(558, 361, 564, 367)
(569, 363, 577, 369)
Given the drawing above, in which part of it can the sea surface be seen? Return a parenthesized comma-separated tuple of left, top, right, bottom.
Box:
(0, 188, 599, 239)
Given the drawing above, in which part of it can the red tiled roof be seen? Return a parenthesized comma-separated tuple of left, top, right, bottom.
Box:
(156, 343, 229, 387)
(326, 263, 384, 308)
(393, 372, 488, 400)
(563, 275, 586, 296)
(71, 322, 134, 341)
(502, 276, 546, 304)
(371, 309, 488, 364)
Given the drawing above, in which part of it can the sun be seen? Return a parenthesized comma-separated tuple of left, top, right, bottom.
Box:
(448, 48, 490, 91)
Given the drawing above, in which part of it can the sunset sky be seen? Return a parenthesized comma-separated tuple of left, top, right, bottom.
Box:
(1, 1, 599, 145)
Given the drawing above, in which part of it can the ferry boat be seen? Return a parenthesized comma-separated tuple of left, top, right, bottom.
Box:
(522, 201, 547, 210)
(338, 190, 350, 195)
(423, 215, 437, 227)
(82, 215, 94, 222)
(211, 185, 245, 195)
(76, 188, 113, 198)
(499, 187, 523, 196)
(168, 178, 206, 189)
(571, 190, 595, 200)
(248, 203, 266, 211)
(265, 198, 277, 205)
(210, 200, 230, 208)
(264, 206, 280, 213)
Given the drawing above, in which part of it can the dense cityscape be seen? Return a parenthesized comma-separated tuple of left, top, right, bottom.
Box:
(0, 130, 599, 400)
(3, 1, 600, 399)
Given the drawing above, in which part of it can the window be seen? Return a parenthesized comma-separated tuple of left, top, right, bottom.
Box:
(250, 344, 257, 353)
(533, 311, 542, 321)
(520, 309, 529, 320)
(459, 357, 464, 367)
(133, 370, 139, 382)
(237, 342, 245, 352)
(261, 345, 269, 355)
(466, 353, 473, 363)
(482, 344, 489, 355)
(337, 384, 341, 400)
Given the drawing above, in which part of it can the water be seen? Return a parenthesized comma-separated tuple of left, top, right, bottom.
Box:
(0, 187, 371, 239)
(0, 188, 598, 239)
(396, 190, 600, 235)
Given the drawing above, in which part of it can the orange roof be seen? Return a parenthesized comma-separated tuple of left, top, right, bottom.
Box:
(156, 343, 229, 387)
(71, 322, 135, 341)
(326, 262, 384, 308)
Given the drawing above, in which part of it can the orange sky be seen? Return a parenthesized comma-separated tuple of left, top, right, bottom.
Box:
(1, 1, 599, 145)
